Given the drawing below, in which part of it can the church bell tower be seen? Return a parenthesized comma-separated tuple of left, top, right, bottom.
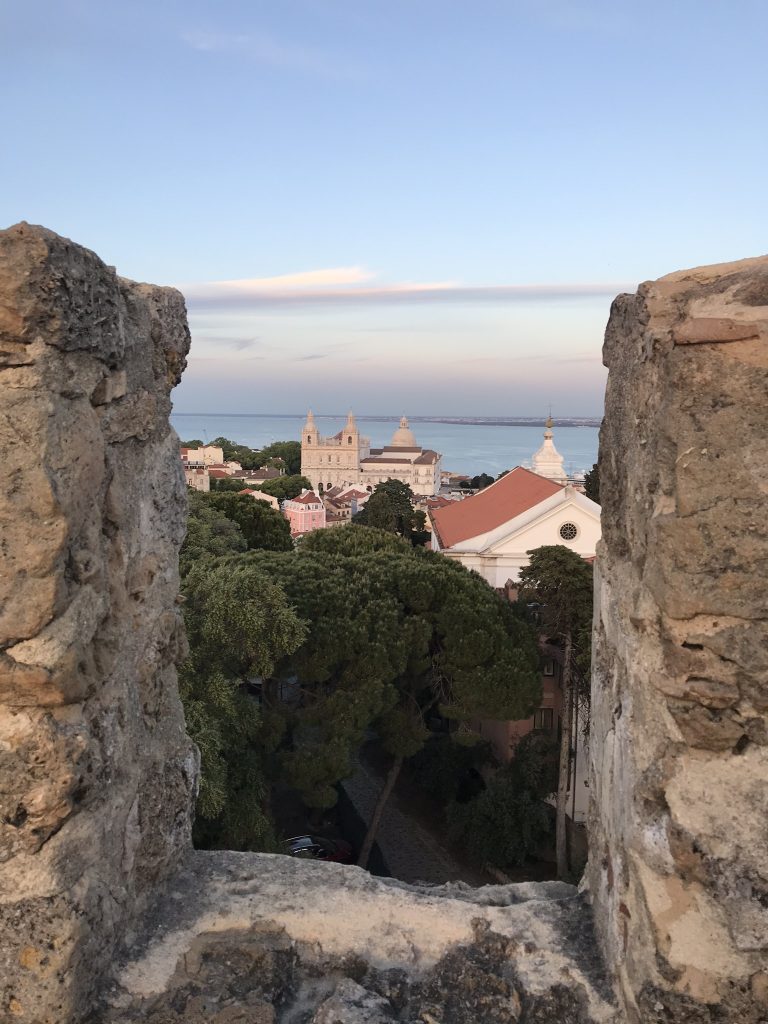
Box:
(301, 410, 320, 486)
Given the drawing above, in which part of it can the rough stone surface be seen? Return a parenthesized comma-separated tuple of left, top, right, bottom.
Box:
(97, 851, 618, 1023)
(0, 223, 196, 1023)
(588, 254, 768, 1020)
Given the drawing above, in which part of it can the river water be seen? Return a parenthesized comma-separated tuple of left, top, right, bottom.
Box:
(170, 413, 599, 478)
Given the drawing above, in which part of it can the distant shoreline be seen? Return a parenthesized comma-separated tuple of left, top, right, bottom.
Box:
(172, 413, 602, 428)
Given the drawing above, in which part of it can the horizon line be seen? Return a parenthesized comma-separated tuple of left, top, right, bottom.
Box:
(171, 411, 603, 422)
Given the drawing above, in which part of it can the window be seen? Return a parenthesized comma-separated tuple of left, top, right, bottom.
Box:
(306, 436, 312, 444)
(348, 436, 352, 445)
(559, 522, 578, 541)
(542, 658, 555, 677)
(533, 708, 554, 731)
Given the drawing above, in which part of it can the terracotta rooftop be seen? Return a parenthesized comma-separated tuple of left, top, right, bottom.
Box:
(208, 469, 229, 479)
(414, 450, 439, 464)
(290, 490, 322, 505)
(431, 467, 563, 548)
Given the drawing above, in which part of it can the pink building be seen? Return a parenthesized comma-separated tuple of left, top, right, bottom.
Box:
(282, 489, 326, 537)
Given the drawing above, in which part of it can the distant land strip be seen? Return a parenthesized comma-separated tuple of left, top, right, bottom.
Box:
(173, 413, 602, 428)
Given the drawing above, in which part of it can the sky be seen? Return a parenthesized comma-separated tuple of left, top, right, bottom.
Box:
(2, 0, 767, 416)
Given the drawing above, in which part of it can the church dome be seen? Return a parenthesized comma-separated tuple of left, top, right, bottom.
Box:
(390, 415, 417, 447)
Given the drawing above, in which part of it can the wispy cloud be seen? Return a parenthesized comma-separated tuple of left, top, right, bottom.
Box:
(181, 30, 360, 79)
(194, 267, 375, 293)
(182, 269, 634, 311)
(191, 334, 263, 351)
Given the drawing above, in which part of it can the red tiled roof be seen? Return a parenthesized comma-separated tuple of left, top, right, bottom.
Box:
(431, 467, 563, 548)
(382, 446, 421, 452)
(414, 450, 439, 464)
(426, 496, 453, 509)
(208, 469, 229, 479)
(291, 490, 321, 505)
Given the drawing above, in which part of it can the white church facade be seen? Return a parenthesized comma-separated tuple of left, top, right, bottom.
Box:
(300, 412, 442, 496)
(430, 466, 601, 588)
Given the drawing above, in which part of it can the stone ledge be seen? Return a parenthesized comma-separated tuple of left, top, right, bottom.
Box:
(98, 850, 618, 1023)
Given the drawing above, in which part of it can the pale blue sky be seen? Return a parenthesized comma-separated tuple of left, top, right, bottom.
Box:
(3, 1, 766, 415)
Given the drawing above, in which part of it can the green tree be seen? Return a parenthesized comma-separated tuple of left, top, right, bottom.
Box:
(470, 472, 495, 490)
(256, 440, 302, 475)
(300, 523, 412, 556)
(354, 479, 428, 545)
(237, 534, 540, 866)
(354, 549, 541, 867)
(210, 436, 263, 470)
(257, 474, 313, 502)
(209, 477, 252, 492)
(584, 463, 600, 504)
(448, 732, 558, 869)
(517, 545, 593, 879)
(181, 494, 247, 577)
(237, 548, 405, 809)
(180, 561, 306, 849)
(203, 492, 293, 550)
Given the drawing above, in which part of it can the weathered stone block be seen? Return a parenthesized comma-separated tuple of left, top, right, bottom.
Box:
(588, 254, 768, 1021)
(0, 223, 196, 1023)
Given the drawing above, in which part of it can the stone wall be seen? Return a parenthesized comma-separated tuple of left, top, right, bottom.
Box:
(588, 256, 768, 1020)
(0, 224, 197, 1022)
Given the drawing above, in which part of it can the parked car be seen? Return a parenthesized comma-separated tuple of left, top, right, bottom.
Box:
(284, 835, 354, 864)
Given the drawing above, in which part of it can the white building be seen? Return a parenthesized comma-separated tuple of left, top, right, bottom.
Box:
(180, 444, 225, 466)
(301, 411, 441, 496)
(430, 466, 601, 588)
